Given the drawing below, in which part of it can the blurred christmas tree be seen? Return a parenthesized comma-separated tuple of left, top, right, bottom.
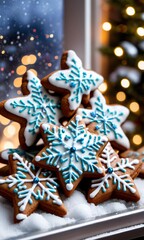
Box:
(100, 0, 144, 149)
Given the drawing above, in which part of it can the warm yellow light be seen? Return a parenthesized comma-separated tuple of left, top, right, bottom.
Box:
(98, 82, 108, 93)
(138, 60, 144, 70)
(0, 35, 4, 39)
(102, 22, 112, 31)
(54, 55, 59, 60)
(30, 36, 34, 41)
(129, 102, 140, 112)
(17, 90, 22, 95)
(114, 47, 123, 57)
(38, 52, 41, 57)
(48, 63, 52, 67)
(1, 50, 5, 54)
(3, 141, 14, 150)
(3, 124, 16, 138)
(16, 65, 27, 75)
(137, 27, 144, 37)
(0, 116, 10, 125)
(126, 6, 135, 16)
(21, 55, 37, 65)
(116, 91, 126, 102)
(29, 69, 37, 76)
(121, 78, 130, 88)
(133, 134, 142, 145)
(13, 77, 22, 88)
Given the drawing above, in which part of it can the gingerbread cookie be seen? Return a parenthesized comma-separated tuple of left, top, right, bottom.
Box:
(0, 153, 67, 223)
(33, 115, 108, 197)
(121, 147, 144, 178)
(77, 89, 130, 151)
(42, 50, 104, 117)
(0, 70, 62, 149)
(87, 142, 141, 205)
(0, 144, 44, 164)
(0, 165, 9, 176)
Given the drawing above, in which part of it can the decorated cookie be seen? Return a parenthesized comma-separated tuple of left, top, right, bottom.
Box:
(0, 144, 44, 164)
(0, 153, 67, 223)
(0, 165, 9, 176)
(0, 70, 62, 149)
(77, 89, 130, 151)
(121, 147, 144, 178)
(42, 50, 104, 117)
(87, 142, 141, 205)
(33, 115, 108, 197)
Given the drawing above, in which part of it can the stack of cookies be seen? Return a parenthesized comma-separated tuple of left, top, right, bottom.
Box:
(0, 50, 142, 223)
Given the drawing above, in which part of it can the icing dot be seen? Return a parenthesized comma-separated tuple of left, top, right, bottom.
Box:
(33, 177, 39, 184)
(14, 188, 18, 193)
(70, 82, 76, 88)
(95, 125, 100, 130)
(64, 135, 70, 141)
(107, 167, 113, 174)
(112, 124, 117, 129)
(70, 147, 76, 153)
(90, 112, 96, 118)
(66, 183, 73, 191)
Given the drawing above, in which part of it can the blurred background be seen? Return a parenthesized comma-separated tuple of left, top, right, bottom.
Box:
(0, 0, 144, 151)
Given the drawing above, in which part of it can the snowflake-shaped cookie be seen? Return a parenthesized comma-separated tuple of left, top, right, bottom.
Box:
(0, 70, 62, 148)
(42, 50, 103, 116)
(0, 153, 66, 222)
(77, 90, 130, 151)
(121, 146, 144, 178)
(88, 142, 141, 204)
(34, 115, 108, 196)
(0, 145, 43, 164)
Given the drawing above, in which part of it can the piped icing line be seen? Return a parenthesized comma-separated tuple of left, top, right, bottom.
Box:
(89, 142, 139, 199)
(0, 153, 63, 217)
(49, 50, 104, 110)
(4, 70, 62, 147)
(77, 89, 130, 149)
(35, 115, 107, 191)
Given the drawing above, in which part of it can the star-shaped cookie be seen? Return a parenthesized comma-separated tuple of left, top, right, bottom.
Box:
(42, 50, 104, 117)
(0, 153, 67, 223)
(0, 144, 44, 164)
(121, 146, 144, 178)
(77, 89, 130, 151)
(0, 70, 62, 148)
(87, 142, 141, 205)
(33, 115, 108, 196)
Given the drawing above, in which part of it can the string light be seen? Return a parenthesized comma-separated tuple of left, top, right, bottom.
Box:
(1, 50, 5, 54)
(116, 91, 126, 102)
(3, 124, 16, 138)
(102, 22, 112, 31)
(16, 65, 27, 75)
(13, 77, 22, 88)
(126, 6, 135, 16)
(0, 116, 10, 125)
(98, 82, 108, 93)
(21, 55, 37, 65)
(114, 47, 123, 57)
(137, 27, 144, 37)
(133, 134, 142, 145)
(138, 60, 144, 70)
(30, 36, 35, 41)
(129, 102, 140, 112)
(0, 35, 4, 39)
(121, 78, 130, 88)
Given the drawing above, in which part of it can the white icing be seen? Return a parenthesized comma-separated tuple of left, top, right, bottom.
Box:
(66, 183, 73, 191)
(49, 50, 103, 110)
(35, 116, 107, 192)
(1, 150, 9, 161)
(77, 89, 130, 149)
(89, 143, 138, 199)
(16, 213, 27, 221)
(4, 70, 62, 147)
